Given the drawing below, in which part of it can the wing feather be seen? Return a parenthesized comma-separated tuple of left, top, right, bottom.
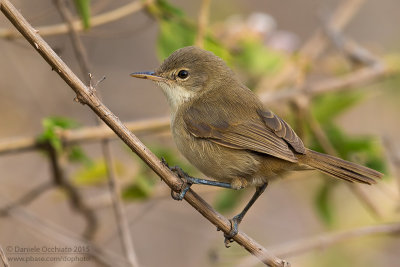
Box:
(184, 107, 299, 162)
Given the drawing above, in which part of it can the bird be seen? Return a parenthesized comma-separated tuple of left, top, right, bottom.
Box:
(130, 46, 382, 245)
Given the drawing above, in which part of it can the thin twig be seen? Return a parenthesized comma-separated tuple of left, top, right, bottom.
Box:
(0, 0, 153, 38)
(54, 1, 140, 265)
(102, 139, 140, 267)
(195, 0, 211, 48)
(236, 222, 400, 267)
(0, 1, 287, 266)
(0, 245, 9, 267)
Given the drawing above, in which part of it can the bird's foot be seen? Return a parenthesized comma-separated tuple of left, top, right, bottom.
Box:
(162, 158, 192, 201)
(223, 215, 242, 248)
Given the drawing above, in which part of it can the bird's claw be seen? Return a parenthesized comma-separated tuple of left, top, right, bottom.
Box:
(162, 158, 192, 201)
(223, 215, 241, 248)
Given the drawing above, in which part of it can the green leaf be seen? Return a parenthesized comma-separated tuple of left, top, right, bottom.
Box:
(122, 175, 156, 200)
(214, 189, 246, 213)
(74, 0, 91, 29)
(37, 116, 80, 154)
(73, 160, 123, 186)
(314, 182, 336, 225)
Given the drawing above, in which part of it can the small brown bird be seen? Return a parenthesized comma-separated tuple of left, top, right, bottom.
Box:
(131, 46, 382, 244)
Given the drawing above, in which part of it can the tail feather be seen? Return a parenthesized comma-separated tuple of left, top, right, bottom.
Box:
(298, 149, 383, 185)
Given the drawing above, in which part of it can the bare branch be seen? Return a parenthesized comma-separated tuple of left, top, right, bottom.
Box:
(0, 1, 287, 266)
(102, 139, 140, 267)
(0, 0, 153, 39)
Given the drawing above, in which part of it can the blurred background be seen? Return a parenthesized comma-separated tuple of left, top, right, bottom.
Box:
(0, 0, 400, 266)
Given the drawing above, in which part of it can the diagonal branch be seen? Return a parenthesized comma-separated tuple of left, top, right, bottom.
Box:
(0, 1, 287, 266)
(54, 0, 140, 265)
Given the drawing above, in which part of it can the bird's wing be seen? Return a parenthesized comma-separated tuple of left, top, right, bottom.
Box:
(183, 103, 305, 163)
(257, 109, 306, 154)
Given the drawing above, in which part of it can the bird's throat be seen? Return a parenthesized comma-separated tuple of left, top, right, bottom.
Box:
(158, 82, 195, 115)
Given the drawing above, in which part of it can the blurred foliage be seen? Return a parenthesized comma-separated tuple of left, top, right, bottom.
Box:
(214, 188, 246, 213)
(233, 39, 285, 86)
(73, 0, 91, 29)
(37, 116, 80, 154)
(315, 181, 336, 225)
(308, 91, 387, 225)
(73, 160, 124, 186)
(68, 145, 92, 166)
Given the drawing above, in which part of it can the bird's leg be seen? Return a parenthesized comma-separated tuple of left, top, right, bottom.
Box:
(224, 182, 268, 247)
(162, 158, 235, 200)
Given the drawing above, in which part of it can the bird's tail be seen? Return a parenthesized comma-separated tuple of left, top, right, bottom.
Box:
(298, 149, 383, 184)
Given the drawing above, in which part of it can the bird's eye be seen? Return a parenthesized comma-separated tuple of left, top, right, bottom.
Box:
(177, 70, 189, 79)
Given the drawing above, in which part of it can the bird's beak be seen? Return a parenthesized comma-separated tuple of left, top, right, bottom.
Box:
(130, 71, 166, 82)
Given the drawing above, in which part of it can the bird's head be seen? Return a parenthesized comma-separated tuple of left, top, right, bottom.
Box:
(131, 46, 235, 111)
